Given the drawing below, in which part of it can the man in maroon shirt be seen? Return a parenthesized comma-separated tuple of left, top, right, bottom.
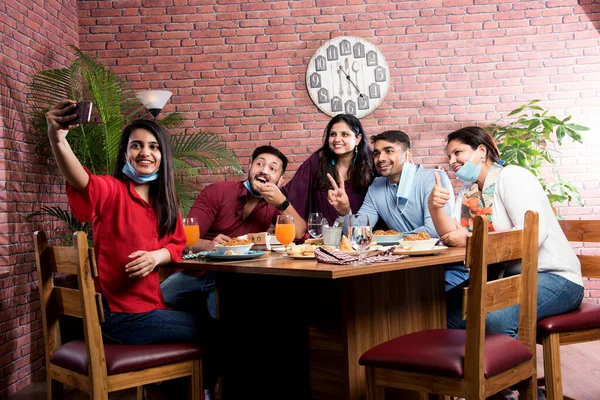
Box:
(161, 146, 304, 318)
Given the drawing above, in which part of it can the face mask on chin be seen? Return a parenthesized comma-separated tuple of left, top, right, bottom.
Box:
(455, 149, 485, 183)
(122, 160, 159, 184)
(244, 179, 263, 198)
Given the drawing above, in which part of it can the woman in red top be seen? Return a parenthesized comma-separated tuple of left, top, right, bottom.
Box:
(45, 100, 218, 356)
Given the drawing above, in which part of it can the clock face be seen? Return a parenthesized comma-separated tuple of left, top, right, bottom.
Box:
(306, 36, 390, 119)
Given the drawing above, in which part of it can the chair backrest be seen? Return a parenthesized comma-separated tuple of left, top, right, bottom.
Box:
(559, 219, 600, 279)
(463, 211, 539, 385)
(33, 231, 107, 381)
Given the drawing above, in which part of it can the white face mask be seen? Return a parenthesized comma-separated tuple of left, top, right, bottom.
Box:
(396, 161, 416, 200)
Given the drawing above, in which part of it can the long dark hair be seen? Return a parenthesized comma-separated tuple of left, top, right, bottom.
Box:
(113, 119, 180, 238)
(315, 114, 374, 191)
(447, 126, 501, 164)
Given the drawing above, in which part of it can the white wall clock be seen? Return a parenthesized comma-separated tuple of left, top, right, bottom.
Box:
(306, 36, 390, 119)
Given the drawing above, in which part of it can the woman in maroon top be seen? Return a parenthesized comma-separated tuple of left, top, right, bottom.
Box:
(285, 114, 374, 227)
(45, 101, 218, 392)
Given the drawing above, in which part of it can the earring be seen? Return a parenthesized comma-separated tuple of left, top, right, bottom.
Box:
(353, 147, 358, 162)
(331, 159, 335, 166)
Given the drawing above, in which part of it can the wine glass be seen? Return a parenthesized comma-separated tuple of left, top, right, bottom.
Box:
(183, 217, 200, 255)
(348, 214, 373, 265)
(307, 212, 324, 240)
(275, 215, 295, 253)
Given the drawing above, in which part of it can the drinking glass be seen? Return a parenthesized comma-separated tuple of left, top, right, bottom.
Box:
(307, 212, 324, 239)
(348, 214, 373, 264)
(275, 215, 295, 252)
(183, 217, 200, 255)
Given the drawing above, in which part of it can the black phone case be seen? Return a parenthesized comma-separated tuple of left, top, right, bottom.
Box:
(73, 102, 92, 125)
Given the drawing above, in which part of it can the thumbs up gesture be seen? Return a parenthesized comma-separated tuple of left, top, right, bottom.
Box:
(429, 171, 451, 209)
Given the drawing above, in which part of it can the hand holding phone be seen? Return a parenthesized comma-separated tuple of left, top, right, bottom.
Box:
(72, 101, 93, 125)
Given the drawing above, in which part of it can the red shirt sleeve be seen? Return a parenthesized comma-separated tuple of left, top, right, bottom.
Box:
(188, 184, 221, 239)
(66, 168, 115, 222)
(160, 214, 186, 262)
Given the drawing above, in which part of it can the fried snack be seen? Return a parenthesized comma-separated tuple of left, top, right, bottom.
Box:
(287, 244, 302, 256)
(223, 238, 252, 246)
(373, 229, 401, 235)
(224, 250, 241, 255)
(403, 232, 431, 241)
(339, 235, 353, 252)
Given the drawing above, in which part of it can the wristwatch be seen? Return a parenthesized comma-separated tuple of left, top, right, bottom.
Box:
(276, 198, 290, 211)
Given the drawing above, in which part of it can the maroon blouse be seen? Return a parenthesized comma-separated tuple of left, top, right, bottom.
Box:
(284, 152, 368, 225)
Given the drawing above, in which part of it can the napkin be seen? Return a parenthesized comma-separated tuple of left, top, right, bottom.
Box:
(314, 247, 407, 265)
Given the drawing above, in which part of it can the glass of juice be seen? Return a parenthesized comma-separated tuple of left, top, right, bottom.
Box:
(183, 217, 200, 255)
(275, 215, 295, 253)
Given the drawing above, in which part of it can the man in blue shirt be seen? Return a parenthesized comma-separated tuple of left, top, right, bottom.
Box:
(327, 130, 468, 290)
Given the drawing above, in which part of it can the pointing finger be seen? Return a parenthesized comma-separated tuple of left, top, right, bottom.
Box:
(338, 176, 345, 192)
(327, 173, 339, 191)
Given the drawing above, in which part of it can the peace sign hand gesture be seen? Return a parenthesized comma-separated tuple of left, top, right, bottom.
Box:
(327, 173, 351, 216)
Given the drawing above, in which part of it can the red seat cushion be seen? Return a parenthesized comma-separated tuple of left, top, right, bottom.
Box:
(50, 340, 204, 375)
(359, 329, 532, 378)
(537, 302, 600, 337)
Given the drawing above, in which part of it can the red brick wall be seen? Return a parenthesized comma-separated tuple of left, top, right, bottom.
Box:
(0, 0, 79, 395)
(1, 0, 600, 394)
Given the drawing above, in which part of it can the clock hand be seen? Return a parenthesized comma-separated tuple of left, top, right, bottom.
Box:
(338, 66, 365, 98)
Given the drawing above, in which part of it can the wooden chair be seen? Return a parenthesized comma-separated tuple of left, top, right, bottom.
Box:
(537, 219, 600, 400)
(359, 211, 540, 399)
(34, 231, 203, 399)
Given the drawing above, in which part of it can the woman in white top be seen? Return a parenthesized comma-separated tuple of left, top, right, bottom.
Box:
(429, 126, 583, 340)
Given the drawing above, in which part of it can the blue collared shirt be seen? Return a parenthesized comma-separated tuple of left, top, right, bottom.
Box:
(351, 166, 455, 238)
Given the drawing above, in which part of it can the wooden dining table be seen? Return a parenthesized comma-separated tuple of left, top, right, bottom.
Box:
(170, 247, 466, 400)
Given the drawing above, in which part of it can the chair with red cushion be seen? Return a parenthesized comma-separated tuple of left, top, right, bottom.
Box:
(537, 220, 600, 400)
(359, 211, 539, 400)
(34, 231, 203, 399)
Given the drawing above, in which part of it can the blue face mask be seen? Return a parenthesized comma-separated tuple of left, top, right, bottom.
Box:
(243, 179, 263, 198)
(456, 150, 484, 183)
(396, 161, 416, 200)
(122, 160, 159, 184)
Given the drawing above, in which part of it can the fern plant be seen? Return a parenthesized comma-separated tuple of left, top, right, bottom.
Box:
(26, 46, 242, 234)
(486, 100, 589, 207)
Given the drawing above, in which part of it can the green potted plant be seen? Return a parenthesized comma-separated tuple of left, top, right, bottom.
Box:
(486, 100, 589, 209)
(26, 46, 242, 237)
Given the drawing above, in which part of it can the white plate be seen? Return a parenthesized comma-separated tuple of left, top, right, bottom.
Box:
(287, 254, 316, 259)
(372, 234, 403, 244)
(392, 246, 448, 256)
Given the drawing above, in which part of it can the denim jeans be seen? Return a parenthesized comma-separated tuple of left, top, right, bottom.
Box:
(447, 271, 584, 336)
(444, 262, 469, 292)
(101, 304, 221, 389)
(161, 271, 217, 319)
(447, 272, 583, 400)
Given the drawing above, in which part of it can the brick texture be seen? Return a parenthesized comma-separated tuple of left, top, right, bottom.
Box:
(0, 0, 79, 396)
(2, 0, 600, 394)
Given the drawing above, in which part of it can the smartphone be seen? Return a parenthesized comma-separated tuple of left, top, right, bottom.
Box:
(72, 101, 93, 125)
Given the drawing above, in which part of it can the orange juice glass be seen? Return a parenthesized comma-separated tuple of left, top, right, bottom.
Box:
(275, 215, 295, 249)
(183, 217, 200, 253)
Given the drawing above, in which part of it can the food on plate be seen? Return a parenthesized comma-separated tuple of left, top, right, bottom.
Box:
(373, 229, 401, 235)
(339, 235, 353, 252)
(304, 238, 324, 246)
(224, 250, 243, 255)
(287, 244, 316, 256)
(222, 238, 253, 246)
(403, 232, 431, 241)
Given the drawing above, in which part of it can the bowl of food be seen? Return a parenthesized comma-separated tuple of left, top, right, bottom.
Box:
(398, 232, 438, 251)
(214, 238, 254, 255)
(372, 229, 403, 244)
